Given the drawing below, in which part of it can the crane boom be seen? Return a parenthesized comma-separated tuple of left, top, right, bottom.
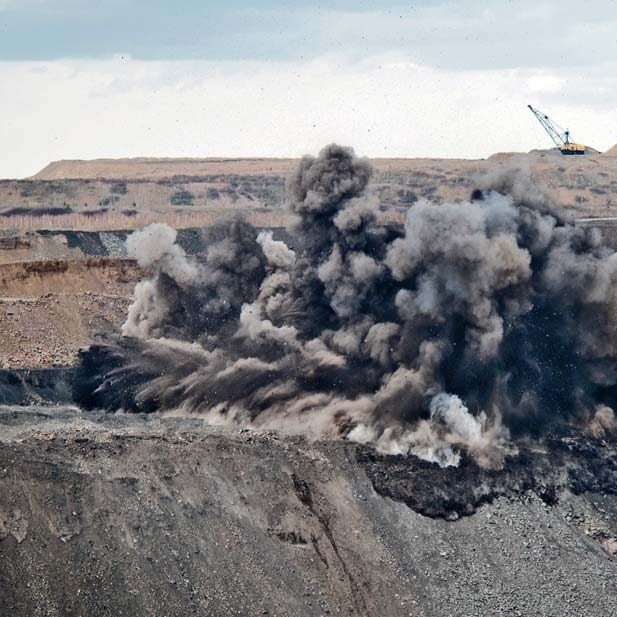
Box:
(527, 105, 585, 155)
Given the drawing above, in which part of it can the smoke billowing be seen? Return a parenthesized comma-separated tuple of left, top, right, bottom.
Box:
(75, 144, 617, 467)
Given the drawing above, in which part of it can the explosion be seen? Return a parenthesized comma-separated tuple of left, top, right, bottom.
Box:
(75, 144, 617, 467)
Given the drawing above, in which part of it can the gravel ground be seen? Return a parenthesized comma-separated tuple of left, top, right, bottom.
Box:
(0, 293, 131, 368)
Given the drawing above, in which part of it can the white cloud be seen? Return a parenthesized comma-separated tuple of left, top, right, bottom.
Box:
(0, 55, 616, 178)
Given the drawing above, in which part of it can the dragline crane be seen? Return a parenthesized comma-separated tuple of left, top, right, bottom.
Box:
(527, 105, 586, 155)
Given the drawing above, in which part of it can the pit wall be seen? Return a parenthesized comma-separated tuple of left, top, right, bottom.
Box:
(0, 227, 292, 264)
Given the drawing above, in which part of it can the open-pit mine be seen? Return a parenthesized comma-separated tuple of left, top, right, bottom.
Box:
(1, 146, 617, 617)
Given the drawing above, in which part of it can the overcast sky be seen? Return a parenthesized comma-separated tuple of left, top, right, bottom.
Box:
(1, 0, 616, 177)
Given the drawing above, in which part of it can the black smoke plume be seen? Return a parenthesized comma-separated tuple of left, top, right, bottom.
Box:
(75, 144, 616, 467)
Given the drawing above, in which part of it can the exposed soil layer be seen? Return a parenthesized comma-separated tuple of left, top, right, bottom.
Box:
(0, 259, 138, 368)
(0, 258, 141, 296)
(0, 407, 615, 617)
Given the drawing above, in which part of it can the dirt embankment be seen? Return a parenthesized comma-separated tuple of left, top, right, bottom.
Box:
(0, 258, 140, 297)
(0, 407, 615, 617)
(0, 259, 140, 368)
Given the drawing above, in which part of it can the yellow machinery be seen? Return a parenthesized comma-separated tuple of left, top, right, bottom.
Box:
(528, 105, 586, 155)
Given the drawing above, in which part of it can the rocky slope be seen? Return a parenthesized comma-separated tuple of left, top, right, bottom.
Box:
(0, 406, 615, 616)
